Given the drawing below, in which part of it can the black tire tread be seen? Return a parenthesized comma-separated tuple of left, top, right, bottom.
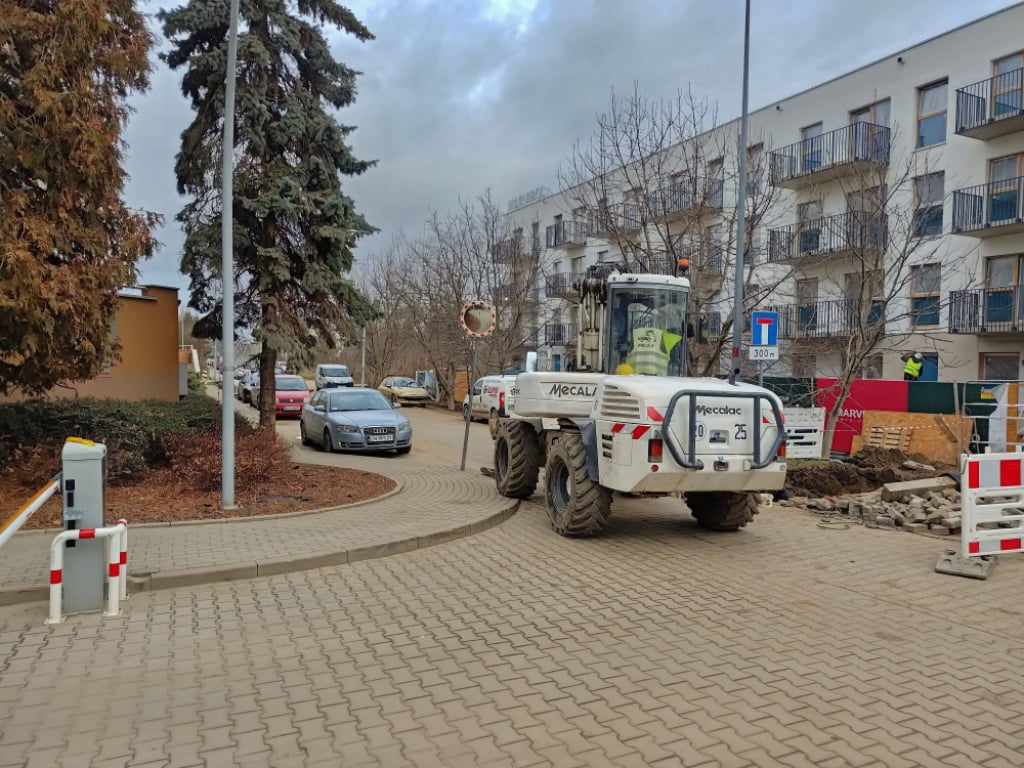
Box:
(685, 491, 760, 532)
(494, 420, 542, 499)
(545, 433, 612, 537)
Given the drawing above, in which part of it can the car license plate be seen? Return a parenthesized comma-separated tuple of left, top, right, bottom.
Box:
(283, 406, 300, 411)
(367, 434, 393, 443)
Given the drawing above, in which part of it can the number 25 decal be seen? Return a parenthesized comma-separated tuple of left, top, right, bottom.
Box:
(734, 424, 748, 440)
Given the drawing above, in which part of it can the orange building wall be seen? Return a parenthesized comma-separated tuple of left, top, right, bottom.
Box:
(2, 285, 180, 403)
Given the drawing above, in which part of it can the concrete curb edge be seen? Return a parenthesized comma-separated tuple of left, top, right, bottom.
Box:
(0, 499, 519, 606)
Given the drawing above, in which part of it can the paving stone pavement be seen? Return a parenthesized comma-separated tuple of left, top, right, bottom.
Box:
(2, 496, 1023, 767)
(0, 462, 514, 600)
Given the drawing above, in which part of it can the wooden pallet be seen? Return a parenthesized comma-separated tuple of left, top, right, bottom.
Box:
(863, 426, 911, 452)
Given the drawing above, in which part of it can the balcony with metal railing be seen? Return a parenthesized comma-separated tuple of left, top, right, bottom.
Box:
(768, 211, 887, 264)
(769, 123, 890, 190)
(544, 272, 583, 299)
(545, 220, 589, 249)
(955, 69, 1024, 140)
(544, 321, 578, 346)
(772, 299, 885, 340)
(648, 177, 723, 221)
(952, 176, 1024, 237)
(492, 236, 524, 264)
(589, 203, 642, 236)
(948, 286, 1024, 334)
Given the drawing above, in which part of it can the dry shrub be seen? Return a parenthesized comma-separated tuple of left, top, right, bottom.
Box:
(165, 427, 298, 502)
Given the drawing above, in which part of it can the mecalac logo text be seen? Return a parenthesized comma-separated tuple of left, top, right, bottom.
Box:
(548, 383, 598, 398)
(695, 404, 742, 416)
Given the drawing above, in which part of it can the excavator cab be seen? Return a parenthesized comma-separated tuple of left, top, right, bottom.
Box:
(603, 276, 689, 377)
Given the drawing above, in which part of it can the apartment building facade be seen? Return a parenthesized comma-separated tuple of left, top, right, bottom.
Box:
(502, 3, 1024, 383)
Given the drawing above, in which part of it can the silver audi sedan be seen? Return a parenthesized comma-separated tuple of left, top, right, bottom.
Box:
(300, 387, 412, 455)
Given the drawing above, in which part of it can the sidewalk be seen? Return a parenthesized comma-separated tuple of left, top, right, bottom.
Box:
(0, 458, 516, 606)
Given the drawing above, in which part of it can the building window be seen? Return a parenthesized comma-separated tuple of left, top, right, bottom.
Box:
(860, 353, 884, 379)
(993, 52, 1024, 117)
(910, 264, 941, 327)
(707, 158, 724, 206)
(913, 172, 944, 237)
(746, 143, 763, 195)
(984, 254, 1024, 327)
(850, 99, 891, 127)
(704, 224, 724, 271)
(916, 80, 948, 148)
(801, 123, 823, 173)
(597, 249, 611, 263)
(798, 200, 822, 253)
(988, 153, 1023, 224)
(981, 353, 1019, 381)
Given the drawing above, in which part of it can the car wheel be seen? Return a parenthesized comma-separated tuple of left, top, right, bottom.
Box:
(463, 403, 471, 421)
(300, 420, 311, 447)
(323, 428, 334, 453)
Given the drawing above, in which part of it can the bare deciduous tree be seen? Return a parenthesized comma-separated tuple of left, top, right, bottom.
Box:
(556, 83, 793, 376)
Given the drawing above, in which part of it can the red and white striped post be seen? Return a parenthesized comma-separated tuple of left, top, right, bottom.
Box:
(47, 521, 128, 624)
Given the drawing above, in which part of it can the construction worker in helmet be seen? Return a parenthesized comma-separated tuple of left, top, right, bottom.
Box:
(624, 326, 684, 375)
(902, 351, 924, 381)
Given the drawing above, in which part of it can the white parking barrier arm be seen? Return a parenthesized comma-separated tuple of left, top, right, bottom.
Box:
(0, 475, 61, 552)
(47, 521, 127, 625)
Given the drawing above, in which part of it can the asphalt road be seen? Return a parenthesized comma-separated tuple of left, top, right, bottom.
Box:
(216, 386, 497, 473)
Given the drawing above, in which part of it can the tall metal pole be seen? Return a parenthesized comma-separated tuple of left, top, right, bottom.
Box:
(729, 0, 752, 385)
(459, 339, 477, 471)
(220, 0, 241, 509)
(360, 325, 366, 386)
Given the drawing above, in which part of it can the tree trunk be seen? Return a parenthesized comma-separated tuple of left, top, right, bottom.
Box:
(819, 375, 856, 458)
(259, 341, 277, 429)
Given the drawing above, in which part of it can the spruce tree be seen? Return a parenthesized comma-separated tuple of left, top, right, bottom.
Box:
(161, 0, 377, 426)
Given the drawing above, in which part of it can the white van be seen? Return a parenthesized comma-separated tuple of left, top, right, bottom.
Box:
(463, 375, 518, 434)
(314, 363, 354, 389)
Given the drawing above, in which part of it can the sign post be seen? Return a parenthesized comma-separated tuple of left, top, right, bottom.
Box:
(749, 311, 779, 387)
(459, 301, 497, 471)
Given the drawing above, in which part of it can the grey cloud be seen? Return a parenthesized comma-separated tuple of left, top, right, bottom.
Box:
(124, 0, 1016, 293)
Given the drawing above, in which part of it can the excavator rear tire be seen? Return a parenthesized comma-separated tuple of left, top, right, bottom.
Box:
(685, 491, 760, 532)
(494, 420, 542, 499)
(544, 433, 612, 537)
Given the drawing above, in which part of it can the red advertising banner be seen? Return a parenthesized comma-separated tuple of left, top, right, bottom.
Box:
(815, 378, 910, 454)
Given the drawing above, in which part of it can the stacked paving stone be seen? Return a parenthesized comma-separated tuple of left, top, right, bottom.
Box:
(780, 465, 963, 537)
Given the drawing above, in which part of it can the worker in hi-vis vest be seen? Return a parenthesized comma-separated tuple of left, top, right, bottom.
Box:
(623, 327, 683, 375)
(902, 351, 923, 381)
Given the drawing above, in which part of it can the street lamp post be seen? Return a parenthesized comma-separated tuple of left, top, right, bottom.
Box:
(729, 0, 752, 385)
(221, 0, 241, 510)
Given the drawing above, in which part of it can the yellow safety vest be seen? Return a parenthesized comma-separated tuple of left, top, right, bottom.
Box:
(627, 328, 682, 375)
(904, 357, 922, 378)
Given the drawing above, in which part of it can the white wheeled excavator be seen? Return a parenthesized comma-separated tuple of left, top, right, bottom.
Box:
(492, 264, 787, 535)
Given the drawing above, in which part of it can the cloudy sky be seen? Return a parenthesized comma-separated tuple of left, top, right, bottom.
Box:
(127, 0, 1018, 298)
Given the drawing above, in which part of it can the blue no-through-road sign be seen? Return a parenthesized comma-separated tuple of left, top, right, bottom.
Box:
(751, 311, 779, 346)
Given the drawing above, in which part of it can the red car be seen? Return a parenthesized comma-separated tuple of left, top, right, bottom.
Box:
(269, 375, 311, 417)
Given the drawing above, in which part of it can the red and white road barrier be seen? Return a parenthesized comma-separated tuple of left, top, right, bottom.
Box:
(961, 452, 1024, 558)
(0, 475, 61, 552)
(47, 520, 128, 624)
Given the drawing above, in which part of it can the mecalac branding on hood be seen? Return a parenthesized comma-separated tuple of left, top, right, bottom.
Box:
(547, 383, 598, 398)
(695, 404, 742, 416)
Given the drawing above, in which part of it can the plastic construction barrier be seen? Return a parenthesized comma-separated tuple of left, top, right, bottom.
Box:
(961, 451, 1024, 558)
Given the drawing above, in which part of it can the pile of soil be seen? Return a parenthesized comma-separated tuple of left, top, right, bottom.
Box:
(786, 446, 948, 498)
(1, 464, 395, 530)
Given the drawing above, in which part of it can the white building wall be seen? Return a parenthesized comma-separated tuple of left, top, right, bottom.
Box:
(508, 2, 1024, 382)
